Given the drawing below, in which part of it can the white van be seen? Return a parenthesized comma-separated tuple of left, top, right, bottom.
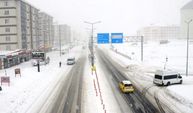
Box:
(67, 57, 75, 65)
(153, 70, 182, 86)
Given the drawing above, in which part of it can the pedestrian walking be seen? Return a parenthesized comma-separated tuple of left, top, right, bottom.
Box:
(59, 61, 62, 67)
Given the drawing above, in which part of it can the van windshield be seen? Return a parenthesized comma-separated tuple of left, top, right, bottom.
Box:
(155, 75, 162, 79)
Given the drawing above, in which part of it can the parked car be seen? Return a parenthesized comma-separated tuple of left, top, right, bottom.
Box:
(119, 80, 134, 93)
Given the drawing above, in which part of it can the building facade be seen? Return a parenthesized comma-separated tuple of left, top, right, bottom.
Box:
(181, 0, 193, 40)
(30, 5, 40, 50)
(137, 26, 180, 41)
(0, 0, 40, 50)
(53, 24, 71, 48)
(0, 0, 53, 51)
(38, 12, 53, 51)
(0, 0, 18, 50)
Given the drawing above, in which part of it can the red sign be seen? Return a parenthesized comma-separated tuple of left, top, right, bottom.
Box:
(15, 68, 21, 77)
(1, 76, 10, 86)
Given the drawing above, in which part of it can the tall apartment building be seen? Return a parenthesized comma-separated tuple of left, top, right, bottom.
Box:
(137, 26, 180, 41)
(181, 0, 193, 40)
(53, 24, 71, 48)
(30, 4, 40, 50)
(39, 12, 53, 50)
(0, 0, 40, 50)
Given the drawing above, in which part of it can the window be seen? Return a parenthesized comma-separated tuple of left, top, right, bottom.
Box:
(6, 36, 10, 41)
(5, 28, 10, 32)
(164, 75, 177, 80)
(4, 1, 8, 6)
(5, 19, 9, 24)
(155, 75, 162, 79)
(4, 10, 9, 15)
(6, 45, 11, 50)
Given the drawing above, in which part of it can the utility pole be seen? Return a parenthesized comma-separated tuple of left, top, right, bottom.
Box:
(141, 36, 144, 62)
(164, 57, 168, 70)
(84, 21, 101, 67)
(43, 30, 46, 60)
(59, 25, 61, 57)
(185, 19, 192, 76)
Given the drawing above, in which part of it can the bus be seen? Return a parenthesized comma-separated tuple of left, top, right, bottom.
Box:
(153, 70, 183, 86)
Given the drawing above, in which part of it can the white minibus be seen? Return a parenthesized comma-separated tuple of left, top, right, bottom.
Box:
(153, 70, 182, 86)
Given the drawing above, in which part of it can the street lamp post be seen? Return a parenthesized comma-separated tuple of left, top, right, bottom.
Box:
(84, 21, 101, 67)
(43, 30, 46, 61)
(59, 25, 61, 57)
(141, 36, 144, 62)
(185, 19, 192, 76)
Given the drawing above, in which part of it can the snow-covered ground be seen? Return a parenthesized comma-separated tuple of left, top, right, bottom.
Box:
(1, 40, 193, 113)
(98, 40, 193, 113)
(0, 45, 125, 113)
(111, 40, 193, 75)
(0, 46, 82, 113)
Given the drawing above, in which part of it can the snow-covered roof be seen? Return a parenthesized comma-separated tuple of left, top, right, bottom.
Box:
(155, 70, 179, 75)
(181, 0, 193, 10)
(122, 80, 132, 85)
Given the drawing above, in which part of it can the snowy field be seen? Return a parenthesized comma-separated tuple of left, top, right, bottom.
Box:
(111, 40, 193, 75)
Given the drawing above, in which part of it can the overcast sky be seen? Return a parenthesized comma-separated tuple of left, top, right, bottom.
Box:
(27, 0, 190, 36)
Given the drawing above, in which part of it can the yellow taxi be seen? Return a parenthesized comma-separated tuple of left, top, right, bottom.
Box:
(119, 80, 134, 93)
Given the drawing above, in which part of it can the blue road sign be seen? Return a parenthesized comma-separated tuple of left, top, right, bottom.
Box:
(111, 33, 123, 43)
(97, 33, 109, 44)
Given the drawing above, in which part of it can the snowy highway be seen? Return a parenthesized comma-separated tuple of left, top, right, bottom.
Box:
(31, 50, 86, 113)
(96, 40, 193, 113)
(61, 56, 85, 113)
(0, 42, 193, 113)
(97, 49, 159, 113)
(1, 0, 193, 113)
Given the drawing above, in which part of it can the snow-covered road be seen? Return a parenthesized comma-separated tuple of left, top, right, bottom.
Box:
(98, 40, 193, 113)
(0, 46, 82, 113)
(1, 40, 193, 113)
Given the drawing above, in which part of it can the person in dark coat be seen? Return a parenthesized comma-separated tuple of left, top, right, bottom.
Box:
(59, 61, 62, 67)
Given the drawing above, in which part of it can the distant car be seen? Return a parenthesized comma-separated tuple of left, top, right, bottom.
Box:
(119, 80, 134, 93)
(67, 57, 75, 65)
(153, 70, 183, 86)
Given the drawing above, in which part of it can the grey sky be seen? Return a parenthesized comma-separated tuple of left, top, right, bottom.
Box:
(27, 0, 190, 35)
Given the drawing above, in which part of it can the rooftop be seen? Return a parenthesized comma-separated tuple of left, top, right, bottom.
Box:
(122, 80, 132, 85)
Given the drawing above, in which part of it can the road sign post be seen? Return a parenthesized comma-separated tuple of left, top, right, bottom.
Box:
(15, 68, 21, 77)
(1, 76, 10, 86)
